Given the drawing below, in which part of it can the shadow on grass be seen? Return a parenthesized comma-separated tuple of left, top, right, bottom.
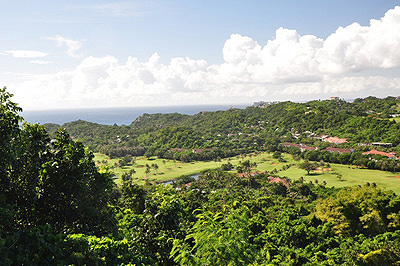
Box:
(306, 173, 322, 176)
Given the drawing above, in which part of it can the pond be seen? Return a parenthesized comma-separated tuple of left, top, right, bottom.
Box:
(161, 173, 200, 185)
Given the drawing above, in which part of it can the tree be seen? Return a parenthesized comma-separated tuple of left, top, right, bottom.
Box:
(298, 161, 317, 175)
(315, 185, 400, 236)
(151, 163, 159, 174)
(273, 151, 282, 159)
(171, 209, 257, 266)
(221, 161, 233, 171)
(0, 87, 22, 199)
(36, 129, 117, 235)
(119, 181, 146, 213)
(145, 166, 151, 176)
(0, 87, 117, 236)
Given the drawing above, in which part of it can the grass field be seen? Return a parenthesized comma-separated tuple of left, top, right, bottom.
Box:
(390, 117, 400, 123)
(94, 152, 400, 193)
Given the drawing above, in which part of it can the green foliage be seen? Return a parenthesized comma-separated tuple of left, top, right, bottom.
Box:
(35, 129, 117, 235)
(64, 234, 150, 265)
(1, 87, 117, 235)
(2, 87, 400, 265)
(0, 225, 66, 266)
(117, 186, 189, 265)
(315, 185, 400, 236)
(171, 209, 257, 266)
(221, 161, 233, 171)
(0, 87, 22, 197)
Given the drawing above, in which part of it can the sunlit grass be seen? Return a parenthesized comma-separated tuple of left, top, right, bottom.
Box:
(94, 152, 400, 193)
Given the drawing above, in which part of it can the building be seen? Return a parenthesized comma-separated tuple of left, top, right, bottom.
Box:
(362, 150, 396, 159)
(282, 142, 301, 148)
(323, 136, 347, 144)
(253, 101, 280, 107)
(253, 101, 268, 107)
(329, 96, 340, 101)
(371, 142, 392, 148)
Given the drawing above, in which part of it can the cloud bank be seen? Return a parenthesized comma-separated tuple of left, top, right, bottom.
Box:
(11, 6, 400, 108)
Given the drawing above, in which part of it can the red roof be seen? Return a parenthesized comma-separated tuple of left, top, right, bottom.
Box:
(301, 145, 317, 151)
(362, 150, 396, 158)
(170, 148, 186, 152)
(192, 148, 216, 153)
(324, 136, 347, 144)
(267, 176, 290, 187)
(282, 142, 302, 148)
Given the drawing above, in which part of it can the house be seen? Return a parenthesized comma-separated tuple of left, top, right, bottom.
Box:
(325, 147, 354, 154)
(362, 150, 397, 159)
(282, 142, 302, 149)
(396, 96, 400, 101)
(253, 101, 280, 107)
(329, 96, 340, 101)
(170, 148, 187, 152)
(371, 142, 393, 148)
(300, 145, 318, 152)
(314, 135, 329, 140)
(253, 101, 269, 107)
(323, 136, 347, 144)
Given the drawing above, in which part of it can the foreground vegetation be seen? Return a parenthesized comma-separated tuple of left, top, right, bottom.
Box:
(2, 87, 400, 265)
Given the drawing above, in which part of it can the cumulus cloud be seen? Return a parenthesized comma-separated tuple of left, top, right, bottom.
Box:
(219, 6, 400, 83)
(9, 6, 400, 108)
(46, 35, 84, 58)
(3, 50, 47, 58)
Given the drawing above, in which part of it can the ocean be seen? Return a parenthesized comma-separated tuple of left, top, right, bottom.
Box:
(21, 104, 248, 125)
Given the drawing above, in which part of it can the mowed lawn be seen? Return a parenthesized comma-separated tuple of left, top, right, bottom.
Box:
(390, 117, 400, 123)
(94, 152, 400, 193)
(94, 153, 222, 185)
(279, 164, 400, 194)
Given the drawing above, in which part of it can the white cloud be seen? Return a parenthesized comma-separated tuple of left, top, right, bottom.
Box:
(4, 50, 47, 58)
(30, 60, 52, 64)
(9, 6, 400, 108)
(46, 35, 84, 58)
(219, 6, 400, 83)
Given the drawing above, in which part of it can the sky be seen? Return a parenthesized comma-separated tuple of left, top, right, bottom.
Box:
(1, 0, 400, 109)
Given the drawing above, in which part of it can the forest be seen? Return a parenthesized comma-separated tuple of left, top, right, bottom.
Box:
(1, 87, 400, 265)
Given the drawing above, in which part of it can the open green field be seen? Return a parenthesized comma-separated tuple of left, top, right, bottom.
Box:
(94, 152, 400, 193)
(279, 163, 400, 193)
(390, 117, 400, 123)
(94, 153, 223, 185)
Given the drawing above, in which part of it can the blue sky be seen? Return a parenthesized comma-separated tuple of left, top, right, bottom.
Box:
(1, 1, 400, 109)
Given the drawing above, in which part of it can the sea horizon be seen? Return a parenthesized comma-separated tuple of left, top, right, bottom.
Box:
(20, 104, 250, 126)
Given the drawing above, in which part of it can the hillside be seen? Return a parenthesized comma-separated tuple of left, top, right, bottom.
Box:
(44, 97, 400, 170)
